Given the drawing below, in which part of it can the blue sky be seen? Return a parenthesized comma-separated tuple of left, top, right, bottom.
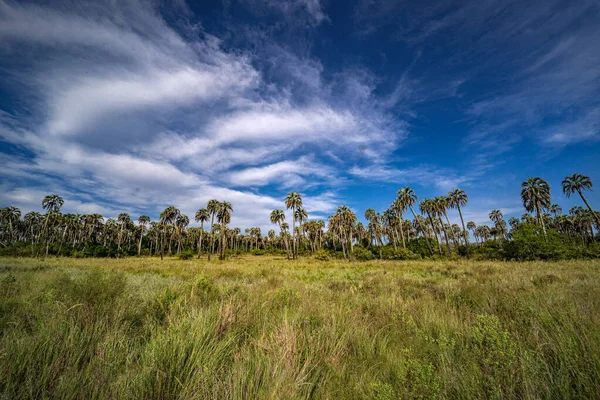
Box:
(1, 0, 599, 231)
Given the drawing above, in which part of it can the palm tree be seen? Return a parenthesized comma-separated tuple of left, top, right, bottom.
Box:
(195, 208, 209, 259)
(521, 177, 551, 243)
(392, 199, 407, 248)
(562, 174, 600, 229)
(448, 189, 469, 248)
(295, 207, 308, 254)
(434, 196, 453, 254)
(466, 221, 476, 243)
(398, 187, 434, 256)
(489, 209, 507, 240)
(137, 215, 150, 256)
(420, 199, 443, 255)
(270, 209, 290, 259)
(549, 204, 562, 217)
(217, 201, 233, 260)
(1, 207, 21, 254)
(285, 192, 302, 259)
(159, 206, 179, 260)
(23, 211, 41, 256)
(207, 199, 220, 260)
(175, 214, 189, 254)
(39, 194, 64, 257)
(117, 213, 131, 251)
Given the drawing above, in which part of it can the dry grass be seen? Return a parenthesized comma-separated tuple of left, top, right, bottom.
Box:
(1, 256, 600, 399)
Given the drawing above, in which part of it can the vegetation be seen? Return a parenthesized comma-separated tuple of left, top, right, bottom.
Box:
(1, 256, 600, 399)
(0, 174, 598, 261)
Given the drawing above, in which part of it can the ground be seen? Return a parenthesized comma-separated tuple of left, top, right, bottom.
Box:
(1, 256, 600, 399)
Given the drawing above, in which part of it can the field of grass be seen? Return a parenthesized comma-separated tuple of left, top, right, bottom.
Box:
(1, 256, 600, 399)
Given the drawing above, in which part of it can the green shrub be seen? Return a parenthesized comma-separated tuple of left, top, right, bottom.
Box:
(314, 250, 330, 261)
(178, 251, 194, 260)
(380, 246, 420, 260)
(352, 245, 375, 261)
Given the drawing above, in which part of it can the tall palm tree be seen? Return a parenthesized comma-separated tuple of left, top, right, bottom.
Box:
(195, 208, 209, 259)
(521, 177, 551, 243)
(420, 199, 443, 255)
(217, 201, 233, 260)
(392, 199, 407, 248)
(398, 187, 433, 255)
(1, 207, 21, 254)
(23, 211, 41, 256)
(294, 207, 308, 254)
(285, 192, 302, 259)
(207, 199, 220, 260)
(562, 174, 600, 229)
(175, 214, 189, 254)
(137, 215, 150, 256)
(448, 189, 469, 248)
(433, 197, 452, 255)
(159, 206, 179, 260)
(39, 194, 64, 257)
(270, 209, 290, 259)
(117, 213, 131, 251)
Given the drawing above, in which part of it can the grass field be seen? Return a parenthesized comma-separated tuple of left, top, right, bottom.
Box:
(1, 256, 600, 399)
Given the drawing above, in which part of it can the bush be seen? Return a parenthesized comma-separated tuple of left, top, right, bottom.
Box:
(407, 237, 437, 258)
(352, 245, 375, 261)
(313, 250, 330, 261)
(178, 251, 194, 260)
(379, 246, 420, 260)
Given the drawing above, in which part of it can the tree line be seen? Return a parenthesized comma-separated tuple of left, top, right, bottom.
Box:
(1, 174, 598, 260)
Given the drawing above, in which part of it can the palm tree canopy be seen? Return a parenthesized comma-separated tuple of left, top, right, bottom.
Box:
(397, 187, 417, 208)
(270, 209, 285, 224)
(448, 189, 468, 208)
(285, 192, 302, 210)
(42, 194, 64, 212)
(521, 177, 551, 213)
(562, 173, 593, 197)
(195, 208, 209, 223)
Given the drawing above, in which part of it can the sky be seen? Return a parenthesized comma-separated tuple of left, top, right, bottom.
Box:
(1, 0, 599, 232)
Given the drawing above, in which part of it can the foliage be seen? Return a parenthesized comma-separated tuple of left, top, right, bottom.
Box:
(313, 250, 330, 261)
(352, 245, 376, 261)
(178, 251, 194, 260)
(379, 245, 420, 260)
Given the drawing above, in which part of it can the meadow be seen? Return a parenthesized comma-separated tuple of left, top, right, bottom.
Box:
(1, 256, 600, 399)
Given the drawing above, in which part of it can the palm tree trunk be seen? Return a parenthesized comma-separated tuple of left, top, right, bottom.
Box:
(399, 219, 406, 249)
(31, 225, 35, 257)
(438, 216, 452, 256)
(208, 215, 215, 261)
(138, 228, 143, 257)
(58, 225, 68, 256)
(219, 222, 226, 260)
(160, 230, 165, 260)
(537, 202, 548, 243)
(578, 189, 600, 230)
(197, 225, 204, 259)
(443, 211, 457, 248)
(427, 214, 443, 255)
(457, 205, 469, 248)
(292, 208, 297, 259)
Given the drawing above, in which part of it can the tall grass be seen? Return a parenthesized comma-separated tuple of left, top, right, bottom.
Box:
(1, 256, 600, 399)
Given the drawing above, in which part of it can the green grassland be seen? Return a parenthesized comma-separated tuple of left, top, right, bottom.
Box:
(1, 256, 600, 399)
